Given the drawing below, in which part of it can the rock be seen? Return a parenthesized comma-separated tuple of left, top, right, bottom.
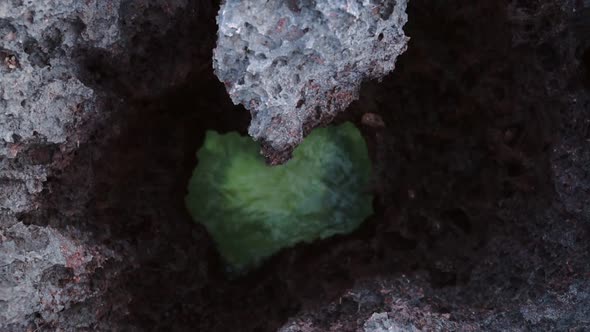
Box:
(1, 0, 589, 330)
(213, 0, 409, 162)
(363, 313, 419, 332)
(0, 0, 197, 330)
(0, 222, 118, 328)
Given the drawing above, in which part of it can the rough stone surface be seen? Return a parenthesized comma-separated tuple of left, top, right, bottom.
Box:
(1, 0, 590, 331)
(0, 0, 104, 213)
(278, 276, 478, 332)
(0, 0, 119, 156)
(0, 222, 116, 326)
(0, 2, 121, 328)
(0, 0, 205, 330)
(213, 0, 409, 162)
(276, 1, 590, 331)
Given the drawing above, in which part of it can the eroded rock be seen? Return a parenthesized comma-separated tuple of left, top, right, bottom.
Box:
(0, 222, 117, 327)
(213, 0, 409, 162)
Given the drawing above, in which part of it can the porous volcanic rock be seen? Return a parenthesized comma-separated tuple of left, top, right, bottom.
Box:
(213, 0, 409, 162)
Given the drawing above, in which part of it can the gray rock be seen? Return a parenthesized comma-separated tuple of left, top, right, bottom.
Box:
(1, 0, 588, 330)
(0, 0, 193, 329)
(213, 0, 409, 161)
(0, 222, 117, 327)
(0, 0, 114, 214)
(363, 313, 419, 332)
(0, 4, 123, 326)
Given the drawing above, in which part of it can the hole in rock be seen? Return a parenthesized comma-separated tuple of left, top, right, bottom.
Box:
(31, 0, 567, 330)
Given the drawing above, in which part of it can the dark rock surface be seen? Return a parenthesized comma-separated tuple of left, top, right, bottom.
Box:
(0, 0, 588, 331)
(1, 0, 210, 330)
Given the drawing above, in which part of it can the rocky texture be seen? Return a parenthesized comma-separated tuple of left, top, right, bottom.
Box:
(0, 0, 209, 330)
(0, 222, 118, 327)
(278, 275, 478, 332)
(185, 123, 373, 271)
(0, 1, 104, 214)
(213, 0, 409, 162)
(0, 2, 120, 328)
(1, 0, 590, 331)
(276, 0, 590, 330)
